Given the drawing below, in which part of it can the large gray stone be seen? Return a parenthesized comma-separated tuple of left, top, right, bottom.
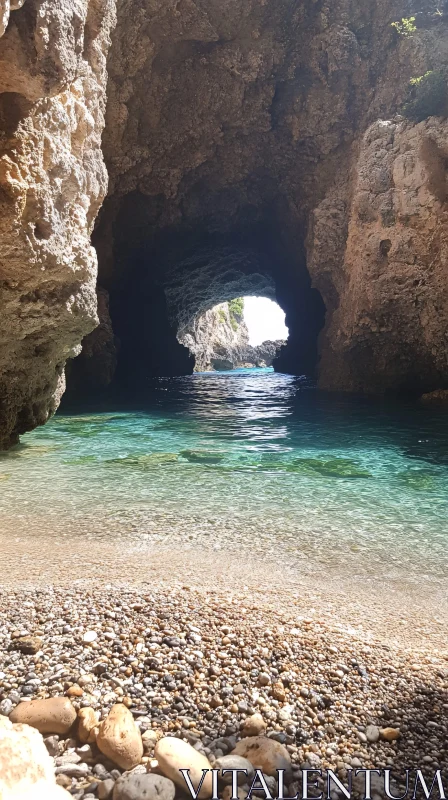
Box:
(231, 736, 291, 776)
(215, 755, 255, 784)
(113, 773, 176, 800)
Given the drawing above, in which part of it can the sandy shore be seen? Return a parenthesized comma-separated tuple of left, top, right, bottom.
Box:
(1, 509, 447, 799)
(1, 520, 447, 652)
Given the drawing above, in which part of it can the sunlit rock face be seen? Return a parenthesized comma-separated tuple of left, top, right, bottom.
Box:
(0, 0, 447, 444)
(179, 302, 250, 372)
(94, 0, 448, 395)
(179, 301, 287, 372)
(0, 0, 116, 447)
(315, 116, 448, 393)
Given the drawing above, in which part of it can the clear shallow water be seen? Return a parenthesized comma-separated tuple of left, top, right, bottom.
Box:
(1, 368, 448, 587)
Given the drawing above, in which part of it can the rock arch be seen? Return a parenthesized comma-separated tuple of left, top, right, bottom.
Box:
(0, 0, 447, 445)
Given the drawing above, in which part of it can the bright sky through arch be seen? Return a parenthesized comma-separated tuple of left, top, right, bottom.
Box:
(243, 296, 288, 346)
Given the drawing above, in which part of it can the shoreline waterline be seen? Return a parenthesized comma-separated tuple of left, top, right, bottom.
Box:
(1, 370, 447, 655)
(1, 532, 446, 656)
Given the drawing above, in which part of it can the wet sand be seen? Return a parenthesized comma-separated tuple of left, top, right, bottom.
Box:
(1, 513, 447, 656)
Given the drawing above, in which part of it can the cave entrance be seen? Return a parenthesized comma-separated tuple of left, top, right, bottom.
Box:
(65, 199, 326, 399)
(178, 296, 289, 373)
(100, 200, 326, 388)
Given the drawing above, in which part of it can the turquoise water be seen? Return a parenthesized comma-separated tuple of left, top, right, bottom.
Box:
(1, 368, 448, 586)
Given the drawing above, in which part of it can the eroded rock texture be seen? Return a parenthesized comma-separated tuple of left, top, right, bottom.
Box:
(179, 302, 250, 372)
(64, 286, 118, 397)
(0, 0, 447, 444)
(180, 301, 286, 371)
(0, 0, 115, 447)
(0, 0, 25, 39)
(0, 715, 71, 798)
(92, 0, 448, 397)
(315, 116, 448, 393)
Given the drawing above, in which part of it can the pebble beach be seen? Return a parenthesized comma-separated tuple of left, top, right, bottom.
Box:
(1, 582, 447, 799)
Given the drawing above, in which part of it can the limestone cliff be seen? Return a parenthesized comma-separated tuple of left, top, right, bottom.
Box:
(179, 302, 285, 371)
(247, 341, 286, 369)
(179, 302, 250, 372)
(0, 0, 447, 446)
(0, 0, 115, 447)
(313, 116, 448, 393)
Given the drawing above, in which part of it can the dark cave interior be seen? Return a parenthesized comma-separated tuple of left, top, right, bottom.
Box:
(65, 192, 326, 398)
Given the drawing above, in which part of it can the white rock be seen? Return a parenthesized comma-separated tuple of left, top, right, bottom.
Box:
(83, 631, 98, 643)
(97, 704, 143, 770)
(0, 715, 71, 798)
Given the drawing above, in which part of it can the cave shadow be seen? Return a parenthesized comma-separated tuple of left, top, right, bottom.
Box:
(65, 194, 326, 402)
(297, 660, 448, 796)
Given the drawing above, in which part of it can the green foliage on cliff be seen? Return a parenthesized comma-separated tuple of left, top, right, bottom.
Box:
(402, 71, 448, 121)
(218, 308, 227, 323)
(228, 297, 244, 330)
(228, 297, 244, 318)
(391, 16, 417, 36)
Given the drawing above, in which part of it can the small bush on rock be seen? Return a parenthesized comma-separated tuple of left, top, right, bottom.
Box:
(228, 297, 245, 331)
(402, 70, 448, 121)
(391, 16, 417, 36)
(228, 297, 244, 318)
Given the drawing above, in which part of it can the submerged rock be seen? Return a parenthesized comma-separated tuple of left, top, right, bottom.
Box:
(106, 453, 179, 468)
(397, 470, 435, 490)
(292, 457, 371, 478)
(64, 455, 99, 466)
(180, 450, 225, 465)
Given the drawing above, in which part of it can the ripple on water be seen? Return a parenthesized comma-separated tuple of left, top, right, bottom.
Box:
(1, 368, 448, 589)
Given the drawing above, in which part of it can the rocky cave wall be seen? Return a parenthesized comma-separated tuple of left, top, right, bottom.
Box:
(314, 116, 448, 393)
(0, 0, 447, 445)
(0, 0, 116, 446)
(91, 0, 448, 395)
